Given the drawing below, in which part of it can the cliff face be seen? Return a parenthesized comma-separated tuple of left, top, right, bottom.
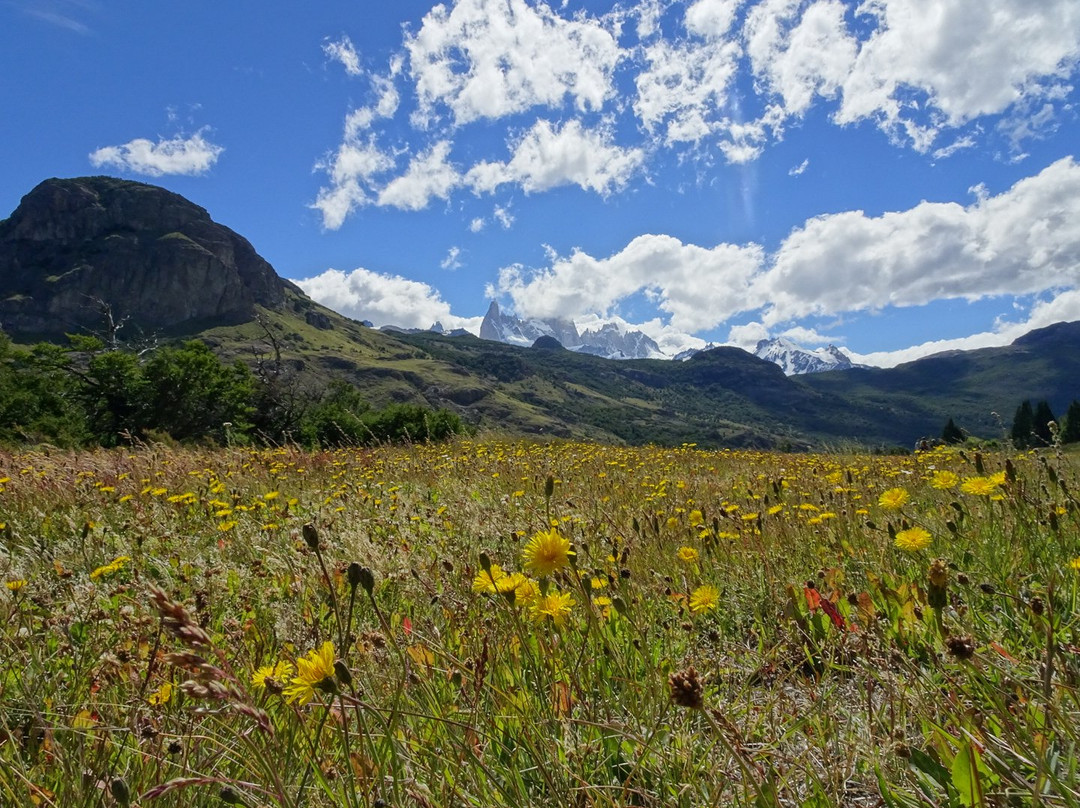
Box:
(0, 176, 290, 339)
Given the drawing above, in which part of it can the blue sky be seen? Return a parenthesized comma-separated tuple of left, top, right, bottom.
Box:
(2, 0, 1079, 365)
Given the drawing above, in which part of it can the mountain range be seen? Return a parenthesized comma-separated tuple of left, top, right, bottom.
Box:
(2, 176, 1077, 449)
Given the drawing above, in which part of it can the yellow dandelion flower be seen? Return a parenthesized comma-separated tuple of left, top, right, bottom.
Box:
(263, 491, 280, 500)
(741, 512, 759, 522)
(513, 576, 540, 605)
(89, 555, 130, 581)
(767, 504, 784, 516)
(689, 585, 720, 614)
(6, 579, 28, 592)
(251, 660, 295, 691)
(688, 510, 704, 527)
(495, 571, 531, 601)
(930, 470, 959, 490)
(532, 591, 575, 627)
(894, 526, 932, 552)
(522, 528, 573, 576)
(960, 476, 998, 496)
(593, 596, 612, 607)
(147, 682, 174, 706)
(676, 546, 699, 564)
(472, 564, 506, 593)
(590, 576, 607, 590)
(1069, 557, 1080, 571)
(878, 488, 910, 510)
(284, 641, 336, 705)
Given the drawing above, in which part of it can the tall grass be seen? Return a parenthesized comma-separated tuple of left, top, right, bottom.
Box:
(1, 441, 1078, 807)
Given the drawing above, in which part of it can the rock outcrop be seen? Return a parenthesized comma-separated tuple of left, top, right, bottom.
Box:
(0, 176, 293, 339)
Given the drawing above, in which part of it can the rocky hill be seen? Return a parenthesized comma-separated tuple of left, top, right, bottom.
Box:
(0, 176, 296, 340)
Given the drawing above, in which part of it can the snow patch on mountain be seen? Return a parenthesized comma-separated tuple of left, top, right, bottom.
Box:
(753, 337, 862, 375)
(479, 301, 662, 359)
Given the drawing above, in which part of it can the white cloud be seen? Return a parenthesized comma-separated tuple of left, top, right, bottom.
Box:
(405, 0, 621, 126)
(88, 129, 223, 176)
(324, 35, 362, 76)
(296, 267, 479, 332)
(494, 233, 765, 331)
(466, 119, 645, 195)
(849, 289, 1080, 367)
(493, 204, 514, 229)
(745, 0, 857, 118)
(727, 320, 771, 348)
(685, 0, 742, 39)
(311, 137, 396, 229)
(441, 246, 463, 270)
(836, 0, 1080, 149)
(377, 141, 461, 210)
(469, 217, 486, 233)
(788, 158, 809, 175)
(757, 156, 1080, 325)
(492, 157, 1080, 344)
(633, 34, 742, 145)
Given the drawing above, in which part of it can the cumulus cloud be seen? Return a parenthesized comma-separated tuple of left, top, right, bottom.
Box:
(377, 141, 461, 210)
(494, 233, 765, 331)
(466, 119, 645, 195)
(296, 267, 480, 332)
(88, 129, 223, 176)
(405, 0, 621, 126)
(311, 137, 396, 229)
(835, 0, 1080, 149)
(493, 157, 1080, 341)
(757, 156, 1080, 324)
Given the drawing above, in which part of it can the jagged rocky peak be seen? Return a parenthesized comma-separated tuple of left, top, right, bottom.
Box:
(575, 321, 664, 359)
(479, 301, 665, 360)
(479, 300, 580, 348)
(0, 176, 293, 339)
(753, 337, 860, 375)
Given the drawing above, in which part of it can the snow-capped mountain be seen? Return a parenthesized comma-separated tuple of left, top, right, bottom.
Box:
(753, 337, 861, 375)
(479, 301, 663, 359)
(479, 301, 580, 348)
(574, 322, 665, 359)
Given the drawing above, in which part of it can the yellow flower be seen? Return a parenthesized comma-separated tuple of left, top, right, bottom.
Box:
(688, 510, 704, 527)
(472, 564, 507, 593)
(90, 555, 131, 581)
(5, 579, 27, 592)
(284, 642, 336, 705)
(148, 682, 174, 706)
(522, 528, 573, 576)
(251, 660, 295, 691)
(513, 576, 541, 605)
(878, 488, 910, 510)
(590, 576, 608, 590)
(689, 585, 720, 614)
(930, 470, 959, 490)
(676, 546, 699, 564)
(960, 476, 999, 496)
(593, 596, 612, 607)
(495, 571, 535, 602)
(532, 591, 575, 627)
(894, 526, 932, 552)
(1069, 557, 1080, 571)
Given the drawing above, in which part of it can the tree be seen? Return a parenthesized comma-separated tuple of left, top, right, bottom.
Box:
(1033, 400, 1057, 446)
(1011, 400, 1034, 448)
(942, 418, 964, 445)
(1061, 400, 1080, 444)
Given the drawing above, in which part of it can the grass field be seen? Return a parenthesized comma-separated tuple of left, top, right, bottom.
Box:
(1, 440, 1078, 807)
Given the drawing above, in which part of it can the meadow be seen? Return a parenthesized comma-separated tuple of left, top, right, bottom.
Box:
(1, 439, 1078, 807)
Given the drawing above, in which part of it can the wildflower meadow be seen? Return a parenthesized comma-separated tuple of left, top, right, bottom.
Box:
(1, 440, 1078, 806)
